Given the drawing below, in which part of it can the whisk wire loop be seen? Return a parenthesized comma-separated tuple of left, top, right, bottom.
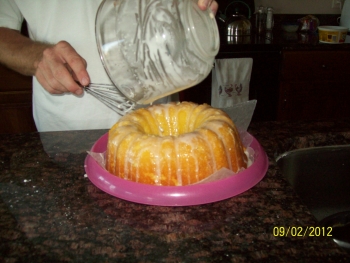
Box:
(84, 83, 135, 115)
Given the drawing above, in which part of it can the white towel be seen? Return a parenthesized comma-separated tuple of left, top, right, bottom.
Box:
(211, 58, 253, 108)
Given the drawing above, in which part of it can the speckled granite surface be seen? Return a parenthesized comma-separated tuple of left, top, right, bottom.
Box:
(1, 121, 350, 262)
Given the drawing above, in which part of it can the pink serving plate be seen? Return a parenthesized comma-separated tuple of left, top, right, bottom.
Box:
(85, 133, 268, 206)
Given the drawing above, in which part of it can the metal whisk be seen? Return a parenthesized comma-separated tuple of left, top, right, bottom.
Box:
(83, 83, 135, 115)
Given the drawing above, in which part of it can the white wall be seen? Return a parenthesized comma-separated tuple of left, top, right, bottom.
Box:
(254, 0, 344, 14)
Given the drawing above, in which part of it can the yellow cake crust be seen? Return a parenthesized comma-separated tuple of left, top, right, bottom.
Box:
(106, 102, 248, 186)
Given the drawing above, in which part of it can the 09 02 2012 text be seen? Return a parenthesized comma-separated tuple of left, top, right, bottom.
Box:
(272, 226, 332, 237)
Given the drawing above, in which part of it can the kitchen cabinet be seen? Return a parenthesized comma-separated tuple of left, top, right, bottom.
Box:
(180, 49, 281, 122)
(278, 50, 350, 121)
(0, 64, 36, 134)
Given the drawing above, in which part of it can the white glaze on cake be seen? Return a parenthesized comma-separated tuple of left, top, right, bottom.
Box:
(106, 102, 248, 186)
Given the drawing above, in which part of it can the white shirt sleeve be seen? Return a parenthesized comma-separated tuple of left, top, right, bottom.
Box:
(0, 0, 24, 30)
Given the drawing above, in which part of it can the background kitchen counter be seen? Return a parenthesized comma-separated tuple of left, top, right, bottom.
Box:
(1, 120, 350, 262)
(218, 14, 349, 52)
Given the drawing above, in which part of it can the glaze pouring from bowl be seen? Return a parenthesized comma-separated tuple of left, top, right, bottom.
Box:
(95, 0, 220, 105)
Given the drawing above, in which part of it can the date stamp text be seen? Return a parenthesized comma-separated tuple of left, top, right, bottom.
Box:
(273, 226, 332, 237)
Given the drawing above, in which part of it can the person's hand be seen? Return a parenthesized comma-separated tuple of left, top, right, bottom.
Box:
(34, 41, 89, 95)
(197, 0, 218, 15)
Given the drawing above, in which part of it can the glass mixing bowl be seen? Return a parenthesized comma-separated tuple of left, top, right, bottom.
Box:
(95, 0, 220, 105)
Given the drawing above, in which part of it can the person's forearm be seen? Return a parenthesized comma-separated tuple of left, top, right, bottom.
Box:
(0, 27, 89, 94)
(0, 27, 51, 76)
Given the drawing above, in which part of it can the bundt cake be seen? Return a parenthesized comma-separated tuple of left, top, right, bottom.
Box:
(106, 101, 248, 186)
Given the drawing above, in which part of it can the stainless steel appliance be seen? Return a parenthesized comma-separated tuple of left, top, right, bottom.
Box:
(340, 0, 350, 42)
(340, 0, 350, 30)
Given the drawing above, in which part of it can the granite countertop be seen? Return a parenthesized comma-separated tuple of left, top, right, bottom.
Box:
(217, 14, 350, 53)
(1, 121, 350, 262)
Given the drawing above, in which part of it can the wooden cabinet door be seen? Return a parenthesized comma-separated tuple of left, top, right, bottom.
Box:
(180, 50, 281, 122)
(278, 50, 350, 121)
(0, 65, 36, 134)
